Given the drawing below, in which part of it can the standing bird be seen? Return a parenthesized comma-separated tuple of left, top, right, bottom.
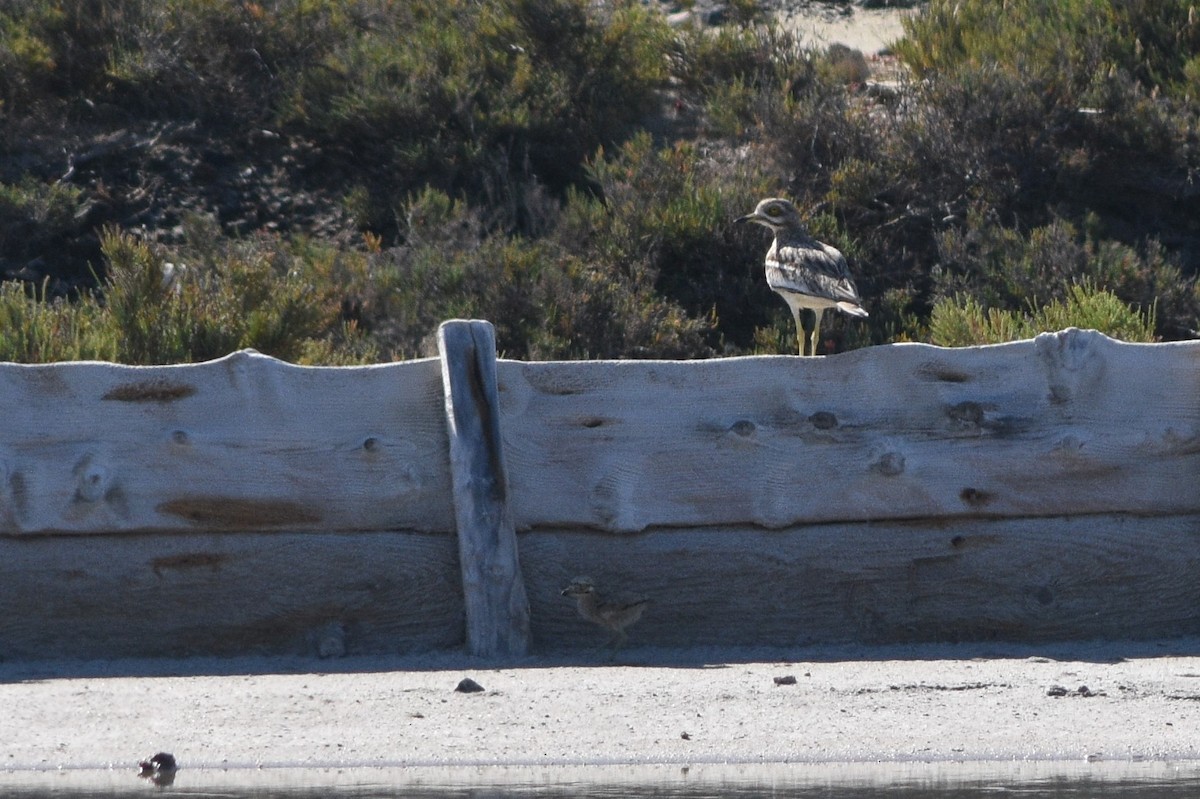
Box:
(561, 576, 649, 652)
(737, 198, 868, 356)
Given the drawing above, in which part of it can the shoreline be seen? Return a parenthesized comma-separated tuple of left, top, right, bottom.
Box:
(4, 760, 1200, 793)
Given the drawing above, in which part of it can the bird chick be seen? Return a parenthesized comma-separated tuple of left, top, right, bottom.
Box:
(737, 197, 868, 356)
(561, 576, 649, 651)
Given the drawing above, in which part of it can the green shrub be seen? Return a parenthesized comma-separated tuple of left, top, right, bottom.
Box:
(899, 0, 1200, 102)
(0, 0, 266, 119)
(553, 133, 779, 352)
(929, 281, 1156, 346)
(0, 176, 80, 224)
(747, 0, 1200, 348)
(281, 0, 673, 229)
(928, 295, 1027, 348)
(0, 212, 376, 365)
(0, 7, 58, 109)
(362, 185, 713, 360)
(933, 215, 1196, 338)
(3, 0, 1199, 364)
(667, 22, 810, 137)
(90, 223, 370, 365)
(0, 280, 115, 363)
(892, 0, 1200, 231)
(0, 177, 93, 292)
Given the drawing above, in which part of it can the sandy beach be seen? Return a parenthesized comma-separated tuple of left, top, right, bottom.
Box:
(3, 638, 1200, 792)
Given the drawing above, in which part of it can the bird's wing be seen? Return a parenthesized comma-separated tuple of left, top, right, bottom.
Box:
(766, 241, 864, 307)
(598, 599, 649, 628)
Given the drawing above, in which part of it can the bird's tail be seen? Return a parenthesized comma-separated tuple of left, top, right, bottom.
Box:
(837, 301, 869, 317)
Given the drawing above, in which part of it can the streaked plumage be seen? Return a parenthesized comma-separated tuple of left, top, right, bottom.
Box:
(737, 197, 868, 356)
(561, 576, 648, 651)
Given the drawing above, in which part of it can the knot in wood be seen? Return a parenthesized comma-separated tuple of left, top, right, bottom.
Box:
(102, 379, 195, 403)
(808, 411, 838, 430)
(728, 419, 756, 437)
(874, 451, 905, 476)
(73, 455, 110, 503)
(1055, 434, 1084, 453)
(959, 487, 992, 507)
(948, 401, 984, 426)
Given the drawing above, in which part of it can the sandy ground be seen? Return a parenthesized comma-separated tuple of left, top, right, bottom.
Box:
(666, 1, 916, 54)
(3, 638, 1200, 791)
(781, 4, 913, 54)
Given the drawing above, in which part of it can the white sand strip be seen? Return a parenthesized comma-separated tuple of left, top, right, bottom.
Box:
(2, 640, 1200, 779)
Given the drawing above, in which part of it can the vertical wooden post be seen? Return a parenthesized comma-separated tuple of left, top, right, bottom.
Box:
(437, 319, 530, 657)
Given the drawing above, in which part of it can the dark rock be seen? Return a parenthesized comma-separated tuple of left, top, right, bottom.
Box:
(455, 677, 485, 693)
(138, 751, 178, 785)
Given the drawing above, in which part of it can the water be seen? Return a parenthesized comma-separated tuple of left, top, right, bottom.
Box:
(4, 762, 1200, 798)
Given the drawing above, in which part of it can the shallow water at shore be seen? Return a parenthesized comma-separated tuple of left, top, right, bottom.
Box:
(6, 761, 1200, 798)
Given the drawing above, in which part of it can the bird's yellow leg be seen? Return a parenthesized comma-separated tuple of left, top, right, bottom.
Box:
(799, 308, 821, 356)
(809, 309, 824, 356)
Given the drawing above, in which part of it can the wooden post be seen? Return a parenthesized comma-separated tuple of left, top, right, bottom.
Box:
(437, 320, 530, 657)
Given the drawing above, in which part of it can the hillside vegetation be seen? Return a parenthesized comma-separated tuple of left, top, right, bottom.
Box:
(0, 0, 1197, 363)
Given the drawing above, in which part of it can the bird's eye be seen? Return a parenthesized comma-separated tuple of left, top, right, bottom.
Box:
(766, 204, 782, 216)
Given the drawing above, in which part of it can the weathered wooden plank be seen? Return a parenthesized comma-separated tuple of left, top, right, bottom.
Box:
(0, 350, 454, 535)
(0, 531, 463, 660)
(521, 514, 1200, 650)
(498, 330, 1200, 532)
(438, 320, 530, 657)
(6, 514, 1196, 660)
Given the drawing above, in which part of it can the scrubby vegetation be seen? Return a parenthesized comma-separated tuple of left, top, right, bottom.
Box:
(0, 0, 1197, 363)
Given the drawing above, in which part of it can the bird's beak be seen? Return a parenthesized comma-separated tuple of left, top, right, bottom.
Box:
(561, 587, 571, 596)
(735, 213, 755, 224)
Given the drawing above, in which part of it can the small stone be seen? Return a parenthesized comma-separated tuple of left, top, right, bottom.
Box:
(774, 675, 798, 686)
(1047, 684, 1069, 697)
(455, 677, 485, 693)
